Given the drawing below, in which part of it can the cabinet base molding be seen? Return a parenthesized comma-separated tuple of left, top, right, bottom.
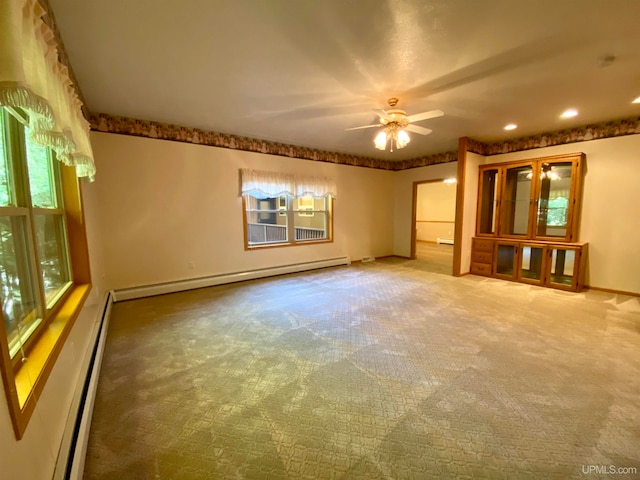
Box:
(471, 237, 588, 293)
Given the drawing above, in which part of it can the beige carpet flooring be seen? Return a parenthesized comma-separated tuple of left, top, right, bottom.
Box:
(83, 254, 640, 479)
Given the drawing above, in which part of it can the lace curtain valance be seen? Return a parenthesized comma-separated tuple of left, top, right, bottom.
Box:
(0, 0, 96, 180)
(240, 169, 337, 199)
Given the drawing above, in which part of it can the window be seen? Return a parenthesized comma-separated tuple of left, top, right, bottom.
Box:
(0, 107, 91, 439)
(1, 0, 95, 439)
(1, 107, 74, 359)
(244, 194, 332, 247)
(240, 169, 336, 248)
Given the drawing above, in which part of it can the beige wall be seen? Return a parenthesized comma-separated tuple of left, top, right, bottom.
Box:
(392, 162, 458, 257)
(86, 132, 396, 291)
(459, 134, 640, 294)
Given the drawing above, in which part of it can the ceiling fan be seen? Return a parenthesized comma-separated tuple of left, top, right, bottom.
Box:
(346, 97, 444, 152)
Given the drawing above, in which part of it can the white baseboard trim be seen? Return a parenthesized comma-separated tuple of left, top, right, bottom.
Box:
(53, 291, 114, 480)
(112, 257, 351, 302)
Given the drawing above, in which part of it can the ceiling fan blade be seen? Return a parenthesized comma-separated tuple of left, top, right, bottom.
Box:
(405, 124, 432, 136)
(406, 109, 444, 123)
(345, 124, 381, 131)
(401, 34, 584, 100)
(373, 109, 389, 119)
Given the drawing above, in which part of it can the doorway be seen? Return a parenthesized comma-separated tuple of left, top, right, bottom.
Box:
(411, 179, 457, 274)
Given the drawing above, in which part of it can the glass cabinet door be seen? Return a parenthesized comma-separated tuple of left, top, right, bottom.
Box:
(547, 247, 578, 290)
(518, 244, 545, 285)
(477, 168, 500, 235)
(535, 161, 574, 240)
(500, 163, 534, 237)
(494, 242, 518, 279)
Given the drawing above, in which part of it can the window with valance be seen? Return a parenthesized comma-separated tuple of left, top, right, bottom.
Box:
(240, 169, 337, 248)
(0, 0, 93, 439)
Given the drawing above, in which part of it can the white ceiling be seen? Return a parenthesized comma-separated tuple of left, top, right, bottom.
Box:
(49, 0, 640, 161)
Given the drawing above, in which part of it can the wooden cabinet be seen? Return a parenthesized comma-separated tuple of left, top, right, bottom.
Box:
(546, 244, 588, 291)
(470, 237, 588, 292)
(517, 243, 546, 286)
(476, 153, 584, 243)
(470, 238, 493, 276)
(477, 168, 501, 236)
(494, 241, 519, 280)
(473, 153, 587, 292)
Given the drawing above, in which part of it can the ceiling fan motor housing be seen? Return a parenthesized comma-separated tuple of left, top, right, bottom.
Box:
(381, 110, 409, 128)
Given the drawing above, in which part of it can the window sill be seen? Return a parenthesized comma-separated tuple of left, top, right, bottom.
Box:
(2, 283, 91, 439)
(246, 238, 333, 250)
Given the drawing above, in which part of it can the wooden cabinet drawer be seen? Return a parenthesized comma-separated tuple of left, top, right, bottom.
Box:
(472, 238, 494, 253)
(472, 251, 493, 264)
(471, 262, 492, 276)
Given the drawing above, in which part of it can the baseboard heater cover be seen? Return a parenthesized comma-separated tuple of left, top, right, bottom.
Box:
(437, 237, 454, 245)
(53, 291, 113, 480)
(112, 256, 351, 302)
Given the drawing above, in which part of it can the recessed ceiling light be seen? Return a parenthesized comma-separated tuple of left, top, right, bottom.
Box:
(633, 96, 640, 104)
(560, 109, 578, 118)
(504, 123, 517, 131)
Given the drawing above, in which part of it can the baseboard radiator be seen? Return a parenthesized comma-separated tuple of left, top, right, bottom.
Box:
(53, 292, 113, 480)
(112, 256, 351, 302)
(437, 237, 454, 245)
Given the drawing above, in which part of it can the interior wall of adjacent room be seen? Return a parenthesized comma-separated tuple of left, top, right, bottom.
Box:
(86, 132, 396, 291)
(471, 134, 640, 294)
(415, 182, 456, 242)
(392, 162, 458, 258)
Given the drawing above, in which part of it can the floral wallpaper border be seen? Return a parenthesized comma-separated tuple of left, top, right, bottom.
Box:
(89, 112, 640, 172)
(470, 116, 640, 156)
(88, 113, 454, 171)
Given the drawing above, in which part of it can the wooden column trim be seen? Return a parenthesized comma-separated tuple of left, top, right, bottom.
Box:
(453, 137, 468, 276)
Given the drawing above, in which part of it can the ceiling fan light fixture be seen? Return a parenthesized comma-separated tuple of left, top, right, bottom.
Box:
(396, 129, 410, 148)
(374, 124, 411, 152)
(374, 130, 387, 150)
(348, 97, 442, 152)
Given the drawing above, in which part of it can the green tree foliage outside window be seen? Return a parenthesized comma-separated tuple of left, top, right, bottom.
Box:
(547, 197, 568, 226)
(0, 107, 72, 358)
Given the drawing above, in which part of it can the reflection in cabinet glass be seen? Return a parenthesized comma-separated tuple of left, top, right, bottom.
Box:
(549, 248, 576, 287)
(501, 165, 533, 236)
(520, 245, 544, 282)
(536, 162, 573, 238)
(478, 169, 500, 235)
(496, 244, 517, 277)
